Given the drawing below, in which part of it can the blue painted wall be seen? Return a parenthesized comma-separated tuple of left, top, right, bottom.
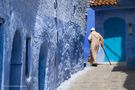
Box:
(0, 0, 87, 90)
(118, 0, 135, 7)
(95, 8, 135, 67)
(84, 8, 95, 63)
(0, 25, 4, 89)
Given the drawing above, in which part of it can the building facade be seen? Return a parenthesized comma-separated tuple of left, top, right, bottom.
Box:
(86, 0, 135, 68)
(0, 0, 87, 90)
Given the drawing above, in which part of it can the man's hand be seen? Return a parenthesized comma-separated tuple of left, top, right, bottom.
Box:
(88, 40, 91, 44)
(100, 40, 104, 48)
(101, 43, 104, 48)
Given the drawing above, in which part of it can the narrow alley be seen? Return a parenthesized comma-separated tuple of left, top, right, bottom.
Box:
(1, 0, 135, 90)
(57, 64, 135, 90)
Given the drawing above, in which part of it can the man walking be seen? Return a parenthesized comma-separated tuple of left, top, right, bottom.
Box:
(88, 27, 104, 66)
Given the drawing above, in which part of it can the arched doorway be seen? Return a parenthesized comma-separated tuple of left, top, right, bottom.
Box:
(38, 42, 48, 90)
(9, 30, 22, 90)
(104, 17, 126, 62)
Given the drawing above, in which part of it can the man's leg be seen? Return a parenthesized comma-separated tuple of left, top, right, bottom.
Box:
(90, 49, 94, 64)
(92, 46, 99, 66)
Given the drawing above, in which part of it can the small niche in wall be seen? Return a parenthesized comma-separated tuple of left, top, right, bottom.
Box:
(128, 23, 133, 35)
(25, 37, 31, 78)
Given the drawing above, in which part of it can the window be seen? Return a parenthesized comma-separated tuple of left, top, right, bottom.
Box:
(128, 23, 133, 35)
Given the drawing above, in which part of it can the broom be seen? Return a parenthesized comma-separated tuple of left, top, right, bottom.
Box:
(102, 47, 112, 65)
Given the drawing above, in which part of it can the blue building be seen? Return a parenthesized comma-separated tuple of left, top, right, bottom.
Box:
(86, 0, 135, 68)
(0, 0, 87, 90)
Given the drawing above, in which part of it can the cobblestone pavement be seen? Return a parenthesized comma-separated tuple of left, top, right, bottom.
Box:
(57, 64, 135, 90)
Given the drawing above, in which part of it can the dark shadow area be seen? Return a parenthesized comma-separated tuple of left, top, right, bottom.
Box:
(38, 42, 48, 90)
(9, 30, 22, 90)
(104, 17, 126, 62)
(112, 65, 135, 90)
(25, 37, 31, 78)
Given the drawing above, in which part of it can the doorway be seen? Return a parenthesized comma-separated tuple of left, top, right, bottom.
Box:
(38, 42, 48, 90)
(9, 30, 22, 90)
(104, 17, 126, 62)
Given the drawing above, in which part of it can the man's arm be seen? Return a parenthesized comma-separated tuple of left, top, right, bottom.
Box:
(88, 34, 92, 44)
(99, 34, 104, 48)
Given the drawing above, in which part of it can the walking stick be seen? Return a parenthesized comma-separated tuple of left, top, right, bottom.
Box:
(102, 47, 112, 65)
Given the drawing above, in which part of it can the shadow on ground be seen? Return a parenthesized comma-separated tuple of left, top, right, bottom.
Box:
(112, 65, 135, 90)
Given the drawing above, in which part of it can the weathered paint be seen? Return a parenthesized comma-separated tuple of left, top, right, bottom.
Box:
(0, 0, 87, 90)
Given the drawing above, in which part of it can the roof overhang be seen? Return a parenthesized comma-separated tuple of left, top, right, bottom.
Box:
(89, 0, 117, 7)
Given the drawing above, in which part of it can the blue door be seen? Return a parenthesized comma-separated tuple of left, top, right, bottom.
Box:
(10, 30, 22, 90)
(104, 17, 126, 62)
(38, 42, 48, 90)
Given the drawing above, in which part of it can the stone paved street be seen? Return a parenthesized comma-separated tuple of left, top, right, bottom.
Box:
(57, 64, 135, 90)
